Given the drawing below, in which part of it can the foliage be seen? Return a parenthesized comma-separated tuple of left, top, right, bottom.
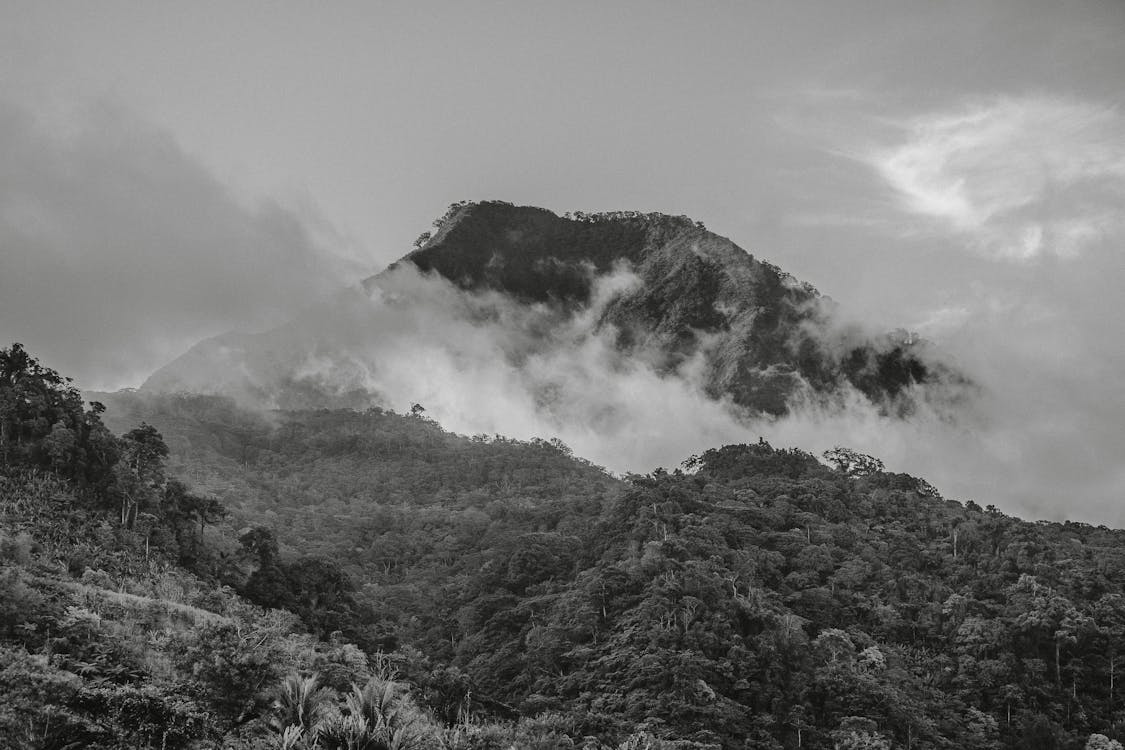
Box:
(11, 343, 1125, 748)
(0, 343, 118, 490)
(0, 345, 397, 748)
(87, 384, 1125, 748)
(822, 446, 885, 477)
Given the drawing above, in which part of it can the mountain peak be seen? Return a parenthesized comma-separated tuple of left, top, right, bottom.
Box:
(145, 200, 965, 421)
(368, 200, 957, 417)
(393, 200, 797, 309)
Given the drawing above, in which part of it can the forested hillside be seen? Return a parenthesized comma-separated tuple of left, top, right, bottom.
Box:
(86, 381, 1125, 749)
(7, 343, 1125, 748)
(0, 345, 637, 749)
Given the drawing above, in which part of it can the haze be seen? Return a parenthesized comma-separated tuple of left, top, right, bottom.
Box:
(2, 1, 1124, 523)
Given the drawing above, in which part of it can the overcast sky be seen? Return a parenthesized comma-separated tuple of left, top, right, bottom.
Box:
(2, 1, 1124, 521)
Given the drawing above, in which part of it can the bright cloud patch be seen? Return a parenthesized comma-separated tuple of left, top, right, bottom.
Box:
(873, 96, 1125, 260)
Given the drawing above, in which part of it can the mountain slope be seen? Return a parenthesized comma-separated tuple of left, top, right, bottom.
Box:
(143, 201, 964, 421)
(3, 344, 622, 749)
(87, 387, 1125, 750)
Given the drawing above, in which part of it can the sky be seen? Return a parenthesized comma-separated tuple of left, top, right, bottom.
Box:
(2, 1, 1125, 522)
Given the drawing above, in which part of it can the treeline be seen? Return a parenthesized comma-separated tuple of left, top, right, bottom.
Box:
(562, 209, 706, 231)
(411, 200, 706, 254)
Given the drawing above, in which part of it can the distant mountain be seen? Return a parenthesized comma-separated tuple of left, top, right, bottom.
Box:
(143, 200, 965, 418)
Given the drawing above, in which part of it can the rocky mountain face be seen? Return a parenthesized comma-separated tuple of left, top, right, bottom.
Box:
(142, 201, 960, 417)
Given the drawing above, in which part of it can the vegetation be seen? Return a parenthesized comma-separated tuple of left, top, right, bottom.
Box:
(8, 342, 1125, 748)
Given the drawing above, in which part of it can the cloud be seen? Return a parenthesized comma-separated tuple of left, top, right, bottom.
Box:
(870, 95, 1125, 260)
(144, 247, 1125, 525)
(19, 87, 1120, 525)
(759, 90, 1125, 523)
(174, 264, 760, 474)
(0, 99, 364, 390)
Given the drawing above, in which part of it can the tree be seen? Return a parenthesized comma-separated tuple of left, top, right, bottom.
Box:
(830, 717, 892, 750)
(241, 527, 294, 610)
(313, 675, 438, 750)
(1094, 594, 1125, 712)
(241, 526, 281, 567)
(269, 673, 333, 736)
(114, 423, 169, 528)
(163, 479, 227, 565)
(823, 447, 885, 477)
(0, 343, 118, 489)
(285, 557, 359, 638)
(170, 621, 283, 723)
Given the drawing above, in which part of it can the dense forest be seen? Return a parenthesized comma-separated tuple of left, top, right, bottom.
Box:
(5, 342, 1125, 749)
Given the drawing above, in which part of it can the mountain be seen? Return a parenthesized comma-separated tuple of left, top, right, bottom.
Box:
(142, 201, 964, 420)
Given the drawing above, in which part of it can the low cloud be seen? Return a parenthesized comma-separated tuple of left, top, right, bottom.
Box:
(199, 265, 759, 473)
(14, 91, 1124, 525)
(0, 99, 363, 389)
(810, 94, 1125, 523)
(363, 261, 1125, 523)
(870, 95, 1125, 260)
(142, 248, 1125, 524)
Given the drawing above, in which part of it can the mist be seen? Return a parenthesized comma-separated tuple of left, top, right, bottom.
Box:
(152, 257, 1125, 527)
(0, 99, 364, 390)
(209, 264, 761, 474)
(5, 90, 1125, 525)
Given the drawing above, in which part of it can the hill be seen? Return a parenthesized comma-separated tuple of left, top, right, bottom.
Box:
(88, 383, 1125, 750)
(0, 344, 620, 749)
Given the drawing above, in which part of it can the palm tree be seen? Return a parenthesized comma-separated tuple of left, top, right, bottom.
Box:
(345, 678, 400, 732)
(316, 676, 435, 750)
(270, 673, 334, 737)
(278, 725, 309, 750)
(315, 713, 381, 750)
